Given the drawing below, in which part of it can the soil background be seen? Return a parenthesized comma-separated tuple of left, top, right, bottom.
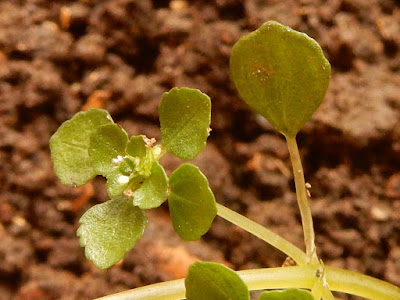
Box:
(1, 0, 400, 299)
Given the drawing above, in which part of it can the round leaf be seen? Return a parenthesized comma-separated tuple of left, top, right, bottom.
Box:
(50, 108, 113, 187)
(258, 289, 314, 300)
(159, 87, 211, 160)
(77, 197, 147, 269)
(132, 162, 169, 209)
(88, 124, 129, 177)
(168, 163, 217, 241)
(126, 136, 147, 158)
(185, 261, 250, 300)
(230, 21, 331, 137)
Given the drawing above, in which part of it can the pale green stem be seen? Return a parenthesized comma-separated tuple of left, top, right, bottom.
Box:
(321, 289, 336, 300)
(325, 266, 400, 300)
(94, 266, 400, 300)
(321, 281, 337, 300)
(311, 276, 324, 300)
(216, 203, 307, 266)
(285, 134, 316, 263)
(311, 275, 336, 300)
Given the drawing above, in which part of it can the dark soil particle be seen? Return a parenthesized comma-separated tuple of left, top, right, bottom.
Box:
(0, 1, 399, 299)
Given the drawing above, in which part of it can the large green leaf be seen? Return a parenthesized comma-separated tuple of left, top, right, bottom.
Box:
(88, 124, 129, 177)
(77, 197, 147, 269)
(230, 21, 331, 137)
(50, 108, 113, 187)
(132, 162, 169, 209)
(168, 164, 217, 241)
(159, 87, 211, 160)
(185, 261, 250, 300)
(258, 289, 314, 300)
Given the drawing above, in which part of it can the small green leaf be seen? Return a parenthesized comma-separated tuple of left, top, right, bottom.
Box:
(50, 108, 113, 187)
(230, 21, 331, 137)
(106, 169, 131, 199)
(159, 87, 211, 160)
(185, 261, 250, 300)
(258, 289, 314, 300)
(137, 147, 157, 177)
(126, 136, 147, 158)
(89, 124, 129, 177)
(119, 157, 136, 175)
(126, 136, 158, 177)
(132, 162, 168, 209)
(77, 197, 147, 269)
(168, 164, 217, 241)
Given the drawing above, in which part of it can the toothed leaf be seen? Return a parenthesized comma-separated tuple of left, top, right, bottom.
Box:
(77, 197, 147, 269)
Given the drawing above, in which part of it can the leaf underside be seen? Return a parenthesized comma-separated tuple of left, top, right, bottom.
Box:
(230, 21, 331, 137)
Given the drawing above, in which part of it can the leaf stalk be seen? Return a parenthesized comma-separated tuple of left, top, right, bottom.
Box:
(285, 134, 317, 263)
(216, 203, 307, 266)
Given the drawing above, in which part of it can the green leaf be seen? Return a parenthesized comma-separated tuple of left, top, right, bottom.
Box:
(88, 124, 129, 177)
(126, 136, 158, 177)
(258, 289, 314, 300)
(136, 147, 157, 177)
(230, 21, 331, 137)
(132, 162, 169, 209)
(159, 87, 211, 160)
(77, 197, 147, 269)
(105, 169, 131, 199)
(126, 136, 147, 158)
(168, 164, 217, 241)
(185, 261, 250, 300)
(119, 157, 136, 175)
(50, 108, 113, 187)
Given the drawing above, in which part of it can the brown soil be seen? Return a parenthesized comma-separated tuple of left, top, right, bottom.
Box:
(1, 0, 399, 299)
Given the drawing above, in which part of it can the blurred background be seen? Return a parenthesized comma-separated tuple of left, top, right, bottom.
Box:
(0, 0, 399, 299)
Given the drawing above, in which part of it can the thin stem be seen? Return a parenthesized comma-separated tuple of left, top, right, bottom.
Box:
(94, 266, 400, 300)
(216, 203, 307, 266)
(285, 134, 316, 263)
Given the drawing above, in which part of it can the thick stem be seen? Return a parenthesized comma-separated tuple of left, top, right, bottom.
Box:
(95, 266, 317, 300)
(216, 203, 307, 266)
(94, 266, 400, 300)
(326, 266, 400, 300)
(285, 134, 316, 263)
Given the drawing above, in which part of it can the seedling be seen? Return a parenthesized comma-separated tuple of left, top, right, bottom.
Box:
(50, 21, 400, 300)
